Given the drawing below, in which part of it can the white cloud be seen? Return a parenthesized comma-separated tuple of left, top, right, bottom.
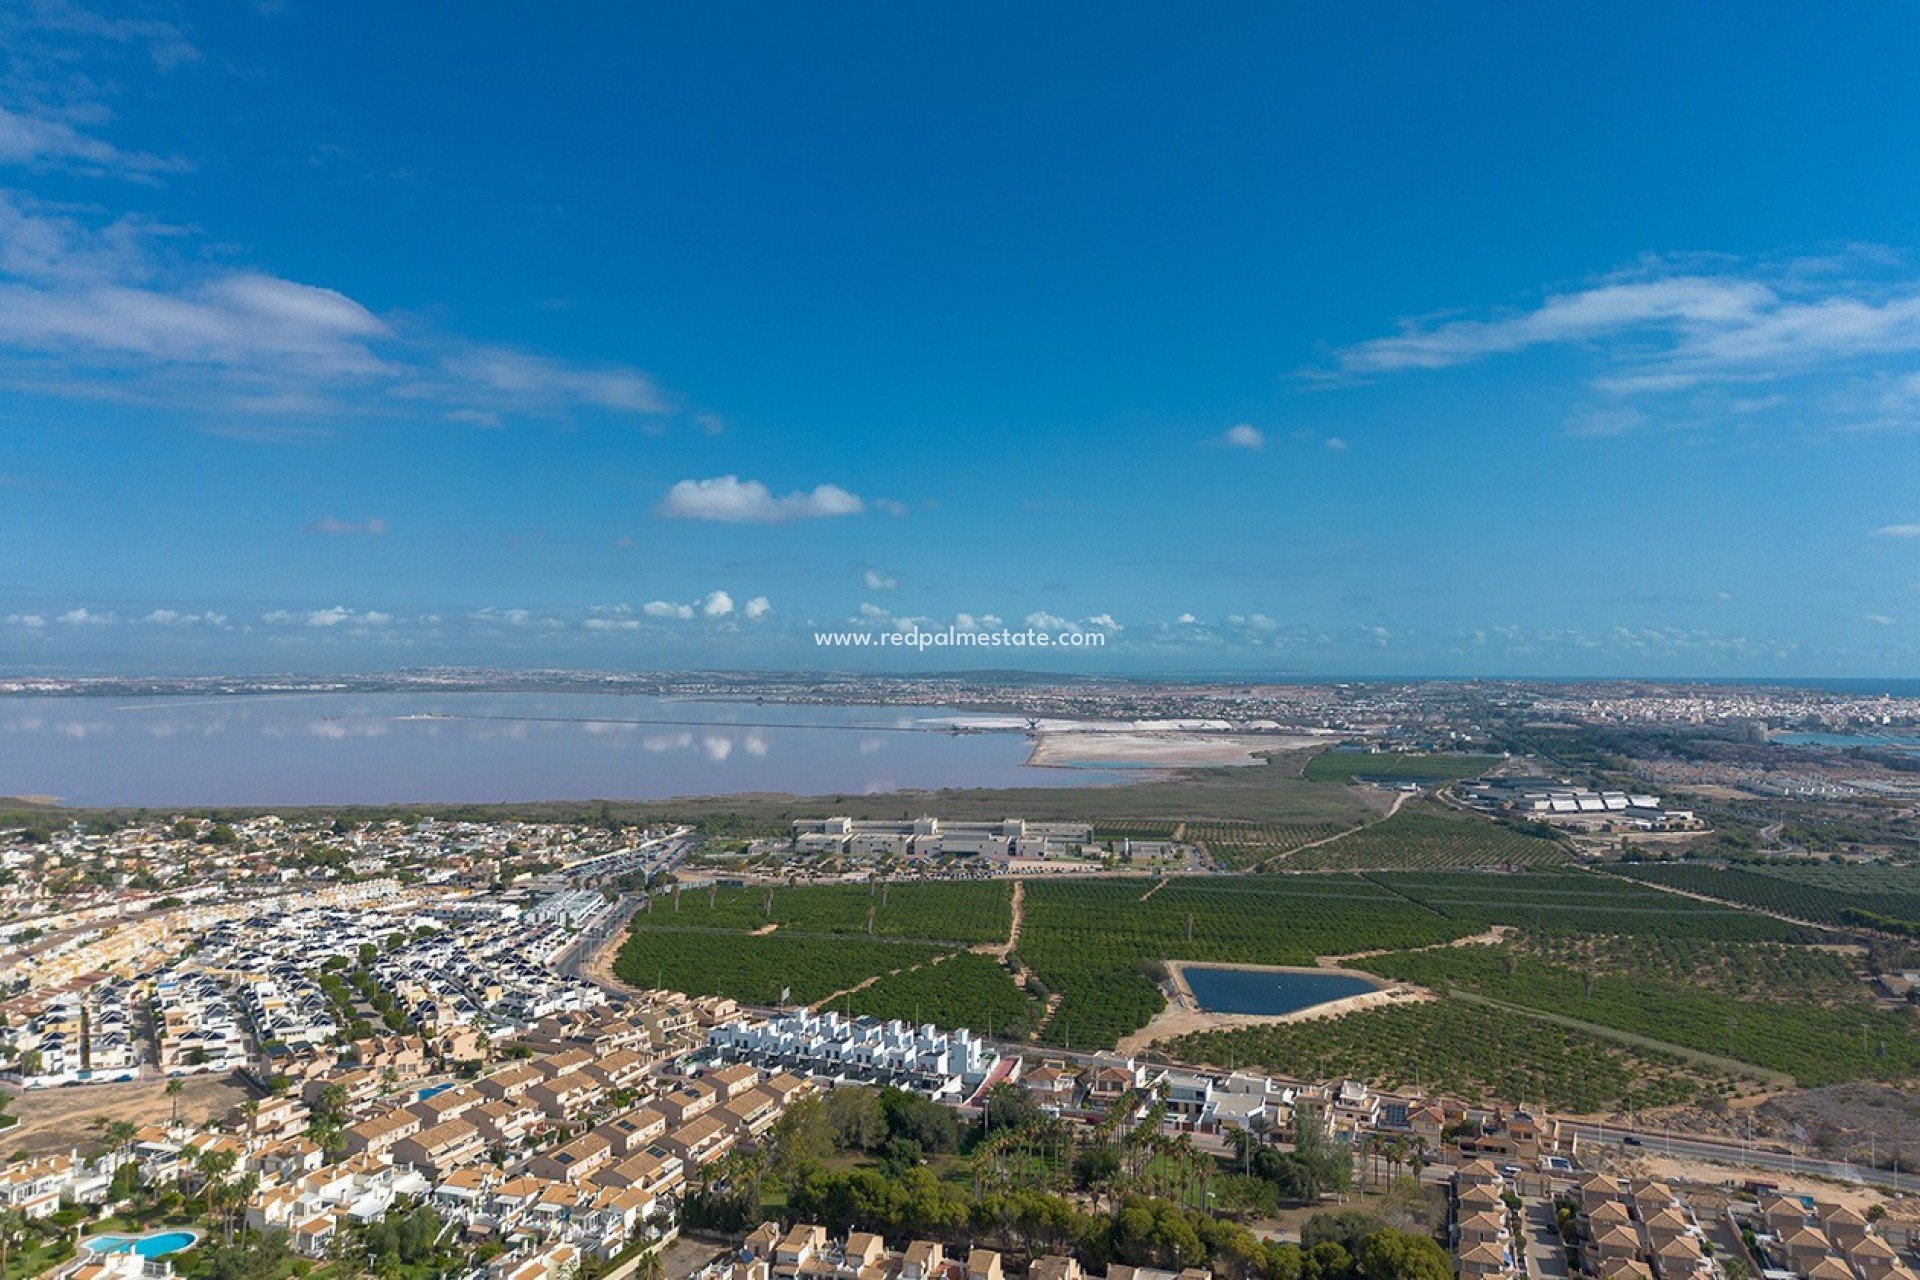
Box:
(1323, 436, 1348, 451)
(0, 104, 186, 176)
(857, 602, 891, 621)
(11, 2, 202, 71)
(863, 568, 897, 591)
(872, 497, 910, 517)
(262, 606, 390, 628)
(1334, 275, 1779, 375)
(1023, 611, 1121, 633)
(56, 607, 113, 625)
(632, 590, 764, 622)
(1873, 524, 1920, 538)
(655, 475, 865, 523)
(1326, 253, 1920, 432)
(1175, 612, 1198, 624)
(0, 193, 679, 426)
(442, 346, 668, 416)
(5, 613, 46, 628)
(140, 609, 225, 626)
(1565, 408, 1646, 439)
(304, 515, 389, 537)
(1865, 614, 1898, 627)
(1221, 423, 1264, 451)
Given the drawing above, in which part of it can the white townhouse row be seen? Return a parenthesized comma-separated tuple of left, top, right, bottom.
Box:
(1, 976, 140, 1086)
(706, 1010, 999, 1100)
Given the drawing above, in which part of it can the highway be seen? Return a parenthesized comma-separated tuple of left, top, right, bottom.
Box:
(1567, 1123, 1920, 1193)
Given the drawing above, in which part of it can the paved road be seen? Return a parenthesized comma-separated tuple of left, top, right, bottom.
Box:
(1523, 1199, 1569, 1280)
(1567, 1124, 1920, 1194)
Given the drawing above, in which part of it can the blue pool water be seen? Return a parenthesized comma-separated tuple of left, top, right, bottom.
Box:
(88, 1230, 198, 1257)
(1182, 966, 1379, 1015)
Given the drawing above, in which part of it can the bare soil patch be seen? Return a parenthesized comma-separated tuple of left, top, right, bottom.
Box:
(3, 1073, 256, 1156)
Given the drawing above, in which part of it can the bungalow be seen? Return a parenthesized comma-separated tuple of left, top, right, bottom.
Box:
(0, 1154, 76, 1218)
(344, 1108, 421, 1159)
(659, 1080, 722, 1126)
(526, 1132, 614, 1185)
(1021, 1063, 1078, 1108)
(1030, 1261, 1084, 1280)
(478, 1062, 545, 1102)
(759, 1072, 812, 1107)
(902, 1242, 944, 1280)
(585, 1048, 654, 1094)
(590, 1149, 684, 1200)
(1457, 1241, 1514, 1280)
(391, 1118, 486, 1179)
(471, 1098, 544, 1150)
(706, 1063, 762, 1100)
(660, 1113, 734, 1166)
(410, 1083, 483, 1128)
(538, 1047, 595, 1079)
(717, 1088, 781, 1139)
(775, 1224, 828, 1279)
(528, 1074, 605, 1123)
(593, 1106, 668, 1158)
(968, 1250, 1004, 1280)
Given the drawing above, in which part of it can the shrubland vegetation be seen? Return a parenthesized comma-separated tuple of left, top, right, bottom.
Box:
(686, 1084, 1446, 1280)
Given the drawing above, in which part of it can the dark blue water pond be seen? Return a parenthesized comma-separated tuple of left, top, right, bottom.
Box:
(1182, 966, 1379, 1015)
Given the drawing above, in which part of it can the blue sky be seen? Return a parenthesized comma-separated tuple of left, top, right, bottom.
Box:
(4, 2, 1920, 676)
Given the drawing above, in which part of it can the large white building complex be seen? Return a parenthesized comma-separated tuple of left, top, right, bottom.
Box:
(790, 816, 1092, 859)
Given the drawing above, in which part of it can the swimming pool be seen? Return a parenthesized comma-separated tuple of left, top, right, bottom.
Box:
(85, 1230, 199, 1257)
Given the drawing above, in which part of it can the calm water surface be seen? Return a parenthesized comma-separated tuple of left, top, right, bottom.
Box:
(1182, 966, 1379, 1016)
(0, 693, 1125, 806)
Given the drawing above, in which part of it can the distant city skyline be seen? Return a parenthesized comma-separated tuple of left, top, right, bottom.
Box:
(4, 3, 1920, 675)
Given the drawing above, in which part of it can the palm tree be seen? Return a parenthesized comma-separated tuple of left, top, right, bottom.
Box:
(0, 1208, 27, 1280)
(196, 1148, 236, 1225)
(165, 1077, 184, 1125)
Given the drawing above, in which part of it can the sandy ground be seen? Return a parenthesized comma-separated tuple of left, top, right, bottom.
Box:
(1027, 731, 1322, 768)
(1318, 924, 1512, 966)
(3, 1072, 256, 1156)
(1116, 960, 1431, 1054)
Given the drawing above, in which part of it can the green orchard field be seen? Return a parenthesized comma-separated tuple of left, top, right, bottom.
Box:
(1165, 995, 1726, 1114)
(1300, 751, 1503, 784)
(614, 929, 944, 1006)
(637, 878, 1013, 942)
(1281, 802, 1568, 871)
(613, 855, 1920, 1105)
